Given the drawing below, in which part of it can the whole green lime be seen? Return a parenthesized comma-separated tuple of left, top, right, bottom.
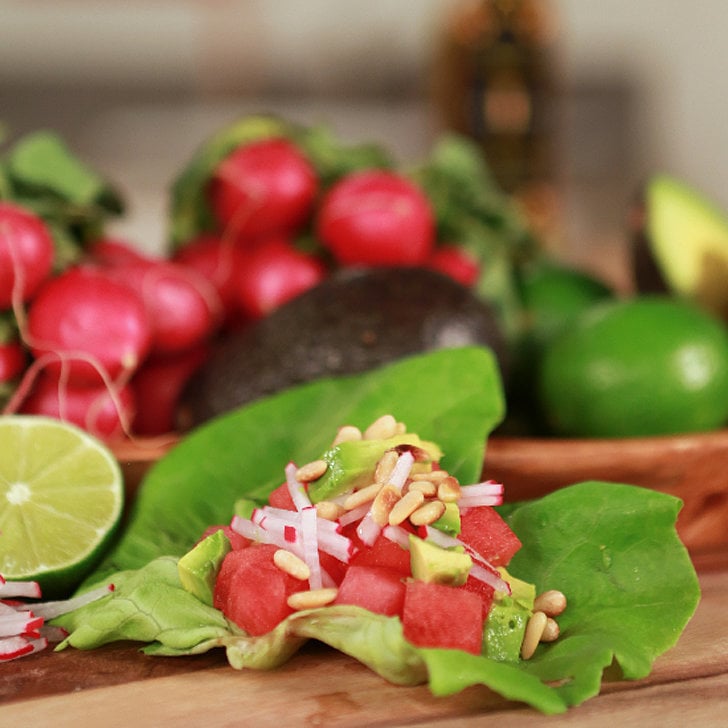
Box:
(538, 296, 728, 437)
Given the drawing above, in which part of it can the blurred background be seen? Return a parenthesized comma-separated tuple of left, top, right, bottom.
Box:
(2, 0, 726, 290)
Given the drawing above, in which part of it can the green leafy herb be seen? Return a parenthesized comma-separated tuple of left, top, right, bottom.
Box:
(56, 481, 699, 715)
(85, 346, 505, 585)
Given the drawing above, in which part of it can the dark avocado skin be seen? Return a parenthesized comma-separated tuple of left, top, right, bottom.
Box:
(178, 267, 508, 428)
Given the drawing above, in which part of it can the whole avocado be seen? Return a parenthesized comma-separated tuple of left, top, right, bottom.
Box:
(178, 267, 508, 428)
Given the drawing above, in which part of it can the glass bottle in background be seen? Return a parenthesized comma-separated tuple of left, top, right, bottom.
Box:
(431, 0, 562, 242)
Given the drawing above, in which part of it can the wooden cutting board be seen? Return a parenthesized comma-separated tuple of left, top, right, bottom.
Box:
(3, 564, 727, 727)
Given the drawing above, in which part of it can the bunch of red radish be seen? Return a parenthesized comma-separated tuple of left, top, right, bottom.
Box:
(0, 135, 480, 442)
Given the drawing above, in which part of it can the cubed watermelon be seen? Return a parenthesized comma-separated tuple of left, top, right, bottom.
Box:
(333, 565, 406, 616)
(459, 506, 522, 566)
(319, 551, 348, 585)
(462, 573, 495, 619)
(346, 527, 411, 575)
(268, 482, 297, 510)
(213, 544, 305, 635)
(402, 580, 484, 655)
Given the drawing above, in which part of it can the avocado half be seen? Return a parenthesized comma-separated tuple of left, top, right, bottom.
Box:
(632, 174, 728, 319)
(178, 267, 508, 428)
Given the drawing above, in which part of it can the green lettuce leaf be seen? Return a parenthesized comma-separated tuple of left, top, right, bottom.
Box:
(85, 346, 504, 585)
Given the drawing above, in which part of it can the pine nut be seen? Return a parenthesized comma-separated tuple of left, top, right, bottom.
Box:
(374, 450, 399, 484)
(332, 425, 362, 446)
(273, 549, 310, 581)
(414, 469, 449, 483)
(534, 589, 567, 617)
(388, 490, 426, 525)
(370, 484, 401, 526)
(521, 611, 548, 659)
(287, 588, 338, 611)
(437, 476, 462, 503)
(295, 459, 327, 482)
(407, 480, 437, 497)
(541, 617, 560, 643)
(315, 500, 345, 521)
(409, 499, 447, 526)
(343, 482, 382, 510)
(364, 414, 398, 440)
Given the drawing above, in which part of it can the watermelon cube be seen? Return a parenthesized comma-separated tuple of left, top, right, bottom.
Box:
(346, 528, 411, 575)
(458, 506, 522, 566)
(267, 482, 297, 510)
(462, 573, 495, 619)
(333, 565, 406, 617)
(402, 580, 484, 655)
(213, 544, 305, 635)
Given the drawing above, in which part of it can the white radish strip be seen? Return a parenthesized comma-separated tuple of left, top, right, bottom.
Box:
(338, 502, 370, 527)
(301, 506, 323, 590)
(458, 495, 503, 509)
(231, 515, 266, 541)
(0, 635, 36, 661)
(284, 462, 312, 510)
(389, 450, 415, 491)
(31, 584, 115, 620)
(469, 563, 511, 594)
(0, 579, 41, 599)
(459, 481, 504, 498)
(231, 516, 304, 557)
(320, 568, 337, 590)
(382, 525, 412, 550)
(0, 612, 43, 637)
(316, 529, 354, 563)
(356, 511, 382, 546)
(257, 506, 340, 535)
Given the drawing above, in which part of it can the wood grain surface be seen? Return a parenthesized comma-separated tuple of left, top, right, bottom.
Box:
(3, 565, 727, 727)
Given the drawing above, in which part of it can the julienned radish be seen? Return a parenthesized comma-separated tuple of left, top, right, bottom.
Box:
(208, 137, 319, 244)
(0, 202, 55, 309)
(25, 266, 153, 386)
(316, 169, 436, 266)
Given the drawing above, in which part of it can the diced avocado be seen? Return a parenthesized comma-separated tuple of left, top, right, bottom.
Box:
(430, 501, 461, 536)
(408, 534, 472, 587)
(177, 529, 231, 606)
(482, 567, 536, 662)
(633, 174, 728, 319)
(307, 434, 442, 503)
(233, 497, 256, 519)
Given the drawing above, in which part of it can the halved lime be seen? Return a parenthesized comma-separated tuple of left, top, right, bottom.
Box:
(0, 415, 124, 598)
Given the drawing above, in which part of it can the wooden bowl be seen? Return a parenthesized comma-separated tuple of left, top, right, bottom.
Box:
(484, 430, 728, 567)
(112, 429, 728, 568)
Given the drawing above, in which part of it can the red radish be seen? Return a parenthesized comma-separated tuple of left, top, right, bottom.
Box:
(86, 237, 152, 267)
(26, 266, 152, 387)
(130, 346, 208, 436)
(100, 260, 223, 356)
(173, 234, 246, 328)
(19, 369, 136, 440)
(235, 237, 326, 319)
(0, 202, 55, 309)
(427, 245, 481, 287)
(316, 170, 435, 266)
(0, 340, 26, 382)
(208, 137, 318, 244)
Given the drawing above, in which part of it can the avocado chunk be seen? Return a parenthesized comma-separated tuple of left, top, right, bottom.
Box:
(409, 534, 472, 586)
(482, 568, 536, 662)
(430, 501, 461, 536)
(307, 434, 442, 503)
(178, 267, 509, 428)
(633, 174, 728, 319)
(177, 529, 231, 606)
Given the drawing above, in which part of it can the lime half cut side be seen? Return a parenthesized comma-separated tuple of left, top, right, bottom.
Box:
(0, 415, 124, 598)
